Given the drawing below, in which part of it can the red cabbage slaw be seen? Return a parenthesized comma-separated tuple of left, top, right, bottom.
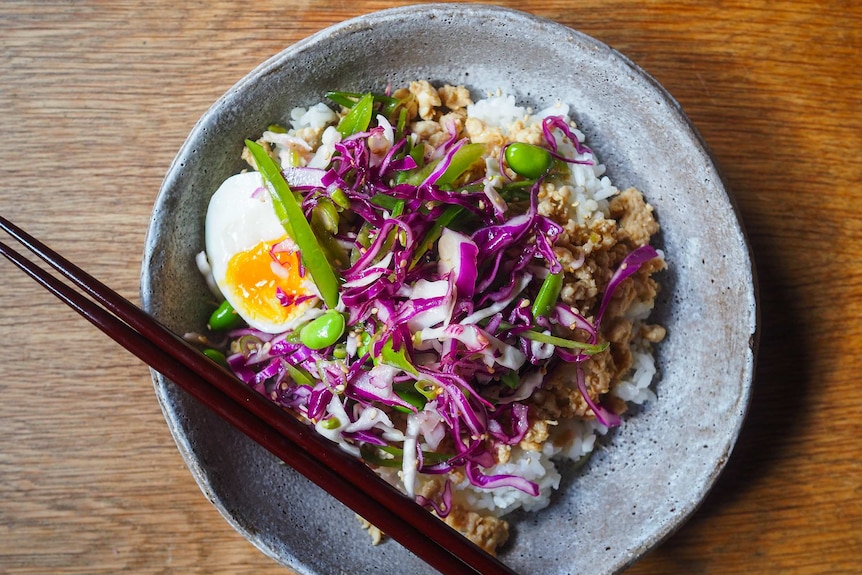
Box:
(215, 92, 659, 513)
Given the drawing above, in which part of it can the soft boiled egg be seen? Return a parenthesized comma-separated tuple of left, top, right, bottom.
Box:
(205, 171, 321, 333)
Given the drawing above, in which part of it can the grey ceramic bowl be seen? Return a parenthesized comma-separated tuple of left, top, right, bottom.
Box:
(140, 4, 757, 575)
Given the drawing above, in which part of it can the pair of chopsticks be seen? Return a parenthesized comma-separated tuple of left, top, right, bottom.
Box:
(0, 214, 520, 575)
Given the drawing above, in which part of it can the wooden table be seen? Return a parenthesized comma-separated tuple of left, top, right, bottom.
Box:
(1, 1, 859, 573)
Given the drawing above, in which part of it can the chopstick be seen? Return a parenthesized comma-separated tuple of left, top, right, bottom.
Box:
(0, 215, 521, 575)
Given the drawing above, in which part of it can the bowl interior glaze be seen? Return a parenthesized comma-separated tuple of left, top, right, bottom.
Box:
(141, 5, 757, 575)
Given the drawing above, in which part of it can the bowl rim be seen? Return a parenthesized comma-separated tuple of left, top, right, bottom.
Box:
(141, 4, 759, 574)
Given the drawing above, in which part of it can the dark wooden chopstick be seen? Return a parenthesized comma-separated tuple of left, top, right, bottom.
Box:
(0, 215, 520, 575)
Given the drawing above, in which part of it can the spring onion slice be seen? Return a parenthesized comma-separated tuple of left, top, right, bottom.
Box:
(519, 330, 609, 353)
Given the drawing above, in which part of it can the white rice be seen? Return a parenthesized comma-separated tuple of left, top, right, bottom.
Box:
(275, 90, 660, 521)
(289, 102, 338, 130)
(427, 93, 659, 519)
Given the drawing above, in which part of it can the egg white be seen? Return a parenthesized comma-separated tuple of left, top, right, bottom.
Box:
(205, 171, 320, 333)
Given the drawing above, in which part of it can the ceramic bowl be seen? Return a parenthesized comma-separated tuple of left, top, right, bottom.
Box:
(140, 5, 758, 574)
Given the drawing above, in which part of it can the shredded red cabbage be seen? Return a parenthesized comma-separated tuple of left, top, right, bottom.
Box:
(213, 94, 662, 507)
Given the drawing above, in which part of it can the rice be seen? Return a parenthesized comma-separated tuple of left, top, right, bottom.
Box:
(396, 90, 662, 527)
(221, 82, 665, 553)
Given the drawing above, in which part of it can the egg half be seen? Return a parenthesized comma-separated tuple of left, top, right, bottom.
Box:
(205, 171, 320, 333)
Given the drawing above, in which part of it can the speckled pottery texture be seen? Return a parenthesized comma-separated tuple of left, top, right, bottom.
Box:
(140, 5, 758, 575)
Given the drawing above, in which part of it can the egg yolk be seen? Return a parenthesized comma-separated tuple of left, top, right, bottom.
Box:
(224, 237, 309, 325)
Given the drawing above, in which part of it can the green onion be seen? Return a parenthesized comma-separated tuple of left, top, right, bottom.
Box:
(437, 143, 486, 186)
(374, 337, 418, 375)
(414, 380, 439, 400)
(245, 139, 341, 309)
(520, 330, 609, 354)
(360, 444, 402, 468)
(360, 444, 453, 467)
(369, 193, 403, 212)
(404, 142, 486, 186)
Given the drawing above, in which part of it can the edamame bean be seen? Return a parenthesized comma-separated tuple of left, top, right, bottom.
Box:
(209, 299, 242, 331)
(505, 142, 553, 179)
(332, 343, 348, 359)
(299, 310, 346, 349)
(320, 417, 341, 430)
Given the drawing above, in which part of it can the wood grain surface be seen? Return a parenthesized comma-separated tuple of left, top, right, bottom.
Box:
(1, 1, 860, 573)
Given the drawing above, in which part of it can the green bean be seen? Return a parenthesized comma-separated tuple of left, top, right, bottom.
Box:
(505, 142, 553, 179)
(531, 271, 564, 319)
(396, 106, 408, 136)
(336, 92, 374, 138)
(393, 383, 427, 413)
(350, 222, 373, 265)
(299, 310, 346, 350)
(310, 200, 349, 267)
(285, 363, 315, 387)
(369, 193, 402, 211)
(208, 299, 242, 331)
(437, 143, 486, 185)
(313, 198, 340, 234)
(330, 188, 350, 210)
(393, 144, 426, 185)
(325, 90, 398, 111)
(363, 444, 454, 465)
(312, 223, 349, 268)
(202, 348, 227, 366)
(246, 139, 341, 309)
(360, 444, 402, 468)
(372, 199, 406, 266)
(409, 205, 463, 268)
